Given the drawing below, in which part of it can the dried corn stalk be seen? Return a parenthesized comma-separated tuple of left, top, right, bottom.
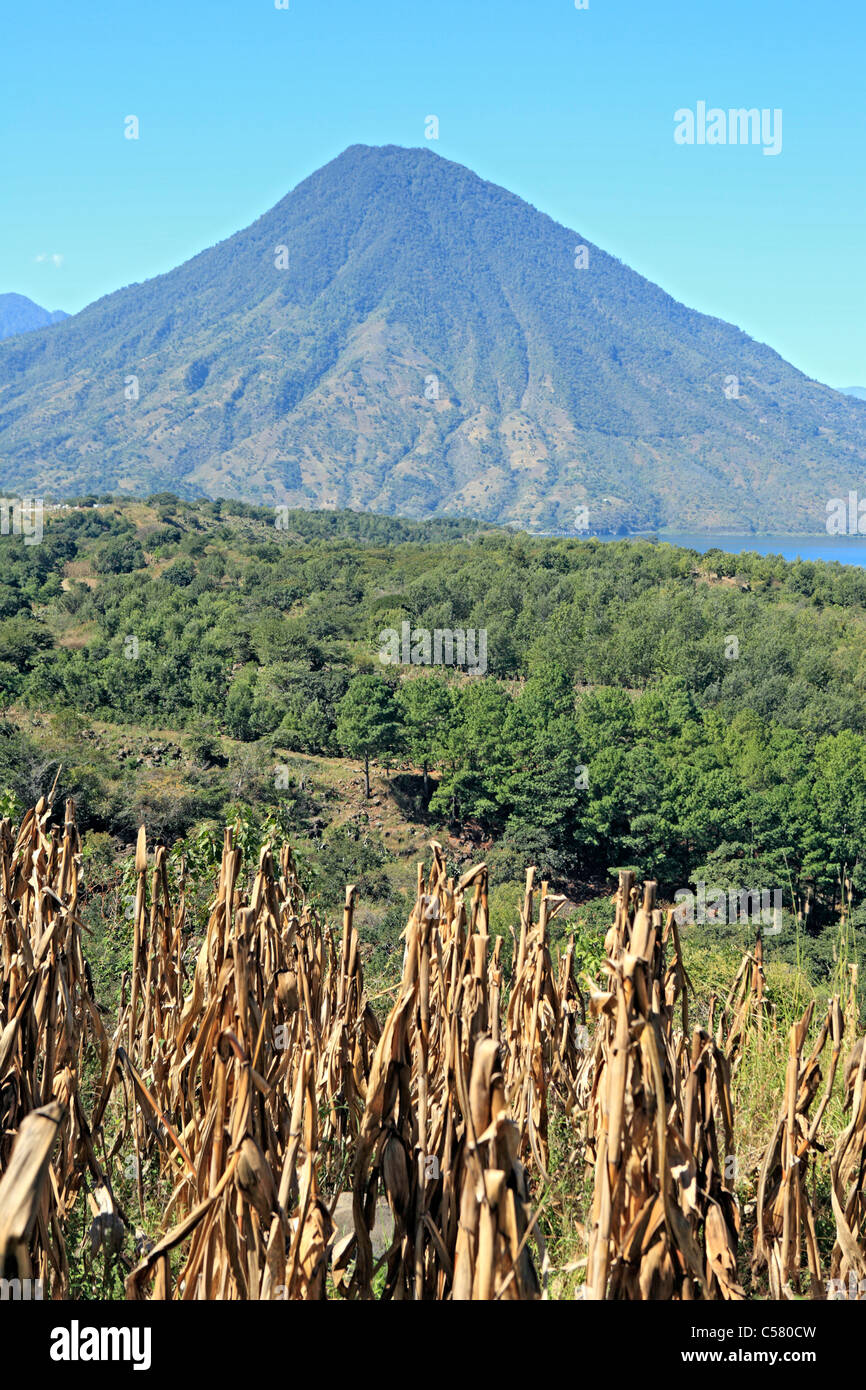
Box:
(121, 829, 376, 1299)
(753, 999, 843, 1298)
(350, 850, 542, 1299)
(0, 796, 121, 1296)
(828, 1033, 866, 1298)
(0, 1102, 65, 1283)
(715, 932, 773, 1075)
(585, 873, 743, 1300)
(505, 868, 580, 1173)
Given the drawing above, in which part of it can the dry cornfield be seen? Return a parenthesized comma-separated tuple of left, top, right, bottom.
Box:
(1, 797, 864, 1301)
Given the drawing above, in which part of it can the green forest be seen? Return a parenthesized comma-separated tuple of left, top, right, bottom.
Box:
(3, 494, 866, 986)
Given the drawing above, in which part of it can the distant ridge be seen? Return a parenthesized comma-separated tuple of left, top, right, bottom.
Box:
(0, 145, 864, 533)
(0, 293, 68, 340)
(840, 387, 866, 402)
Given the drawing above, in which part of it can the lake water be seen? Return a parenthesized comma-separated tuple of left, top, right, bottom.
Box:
(646, 534, 866, 568)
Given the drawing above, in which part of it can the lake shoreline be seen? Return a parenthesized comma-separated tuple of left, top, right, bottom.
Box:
(538, 531, 866, 569)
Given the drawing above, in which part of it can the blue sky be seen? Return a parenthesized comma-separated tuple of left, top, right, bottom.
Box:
(2, 0, 863, 385)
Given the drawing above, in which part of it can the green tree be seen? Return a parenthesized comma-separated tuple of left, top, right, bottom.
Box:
(812, 730, 866, 903)
(397, 675, 453, 800)
(335, 674, 402, 798)
(225, 666, 257, 741)
(93, 535, 145, 574)
(430, 681, 512, 825)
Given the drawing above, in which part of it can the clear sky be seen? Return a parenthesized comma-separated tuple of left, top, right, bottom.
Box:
(2, 0, 863, 386)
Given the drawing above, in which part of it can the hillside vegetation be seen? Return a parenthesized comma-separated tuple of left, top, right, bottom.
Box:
(3, 497, 866, 992)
